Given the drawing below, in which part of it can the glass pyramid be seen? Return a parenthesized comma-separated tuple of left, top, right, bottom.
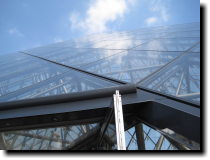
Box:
(0, 22, 200, 150)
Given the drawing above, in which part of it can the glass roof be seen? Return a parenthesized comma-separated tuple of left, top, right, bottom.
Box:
(0, 52, 119, 102)
(0, 23, 200, 150)
(125, 124, 177, 150)
(0, 22, 200, 103)
(1, 123, 99, 150)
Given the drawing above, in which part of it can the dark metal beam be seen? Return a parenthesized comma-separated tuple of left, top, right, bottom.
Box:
(0, 53, 200, 145)
(0, 134, 6, 150)
(133, 100, 200, 143)
(22, 51, 200, 107)
(154, 135, 164, 150)
(0, 89, 200, 145)
(0, 84, 136, 111)
(135, 123, 145, 150)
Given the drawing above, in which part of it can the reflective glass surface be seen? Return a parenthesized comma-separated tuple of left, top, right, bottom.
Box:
(0, 53, 68, 98)
(20, 22, 200, 103)
(99, 115, 117, 150)
(133, 37, 199, 52)
(0, 22, 200, 150)
(80, 50, 182, 83)
(1, 123, 98, 150)
(0, 53, 119, 102)
(138, 51, 200, 103)
(125, 123, 177, 150)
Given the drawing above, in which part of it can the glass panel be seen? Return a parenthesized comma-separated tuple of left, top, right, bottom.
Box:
(111, 22, 200, 41)
(191, 43, 200, 52)
(87, 39, 146, 49)
(138, 51, 200, 103)
(99, 118, 117, 150)
(0, 53, 119, 102)
(160, 30, 200, 39)
(98, 106, 117, 150)
(125, 127, 138, 150)
(21, 22, 200, 104)
(80, 50, 182, 83)
(125, 123, 177, 150)
(34, 48, 124, 68)
(0, 123, 99, 150)
(148, 129, 161, 144)
(160, 138, 170, 150)
(0, 22, 200, 150)
(0, 53, 68, 98)
(133, 37, 199, 52)
(0, 67, 119, 102)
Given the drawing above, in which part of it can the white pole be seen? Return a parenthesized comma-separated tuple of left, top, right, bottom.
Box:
(113, 90, 126, 150)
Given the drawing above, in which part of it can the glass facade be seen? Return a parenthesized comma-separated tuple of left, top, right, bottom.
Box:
(0, 22, 200, 150)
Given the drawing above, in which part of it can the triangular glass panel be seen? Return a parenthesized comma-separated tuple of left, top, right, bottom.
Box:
(138, 51, 200, 103)
(0, 53, 119, 102)
(1, 123, 99, 150)
(133, 37, 200, 52)
(79, 50, 182, 83)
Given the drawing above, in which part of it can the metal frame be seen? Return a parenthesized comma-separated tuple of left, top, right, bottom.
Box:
(135, 123, 145, 150)
(0, 83, 200, 145)
(19, 52, 200, 108)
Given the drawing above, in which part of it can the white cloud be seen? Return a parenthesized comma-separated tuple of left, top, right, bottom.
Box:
(84, 32, 143, 64)
(145, 0, 170, 26)
(8, 28, 24, 37)
(150, 0, 169, 22)
(69, 0, 135, 34)
(146, 17, 157, 26)
(69, 12, 80, 31)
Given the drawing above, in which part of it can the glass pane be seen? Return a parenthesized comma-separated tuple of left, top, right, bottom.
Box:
(125, 127, 138, 150)
(133, 37, 199, 52)
(0, 22, 200, 151)
(0, 123, 99, 150)
(0, 53, 68, 98)
(100, 121, 117, 150)
(0, 53, 119, 102)
(80, 50, 182, 83)
(125, 123, 177, 150)
(20, 22, 200, 105)
(138, 51, 200, 103)
(160, 30, 200, 39)
(35, 48, 124, 68)
(98, 107, 117, 150)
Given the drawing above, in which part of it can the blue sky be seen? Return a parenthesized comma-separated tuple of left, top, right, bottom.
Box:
(0, 0, 200, 55)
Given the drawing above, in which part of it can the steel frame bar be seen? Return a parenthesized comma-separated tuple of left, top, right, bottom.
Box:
(23, 52, 200, 107)
(154, 135, 164, 150)
(126, 130, 136, 149)
(0, 87, 200, 145)
(6, 131, 71, 145)
(97, 102, 114, 147)
(0, 84, 136, 111)
(135, 123, 145, 150)
(0, 134, 6, 149)
(104, 65, 164, 76)
(137, 42, 200, 85)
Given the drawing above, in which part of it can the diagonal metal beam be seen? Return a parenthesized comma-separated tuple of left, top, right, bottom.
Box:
(21, 51, 199, 107)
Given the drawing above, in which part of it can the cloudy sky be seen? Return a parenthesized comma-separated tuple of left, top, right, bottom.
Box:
(0, 0, 200, 55)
